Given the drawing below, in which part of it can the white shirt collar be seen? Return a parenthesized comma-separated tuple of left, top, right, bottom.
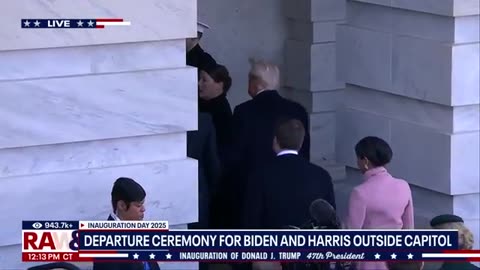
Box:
(256, 89, 275, 96)
(277, 150, 298, 156)
(110, 212, 121, 221)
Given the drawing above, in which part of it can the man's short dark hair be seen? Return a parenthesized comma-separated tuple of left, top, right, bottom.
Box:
(111, 177, 146, 211)
(274, 117, 305, 151)
(387, 261, 423, 270)
(354, 136, 393, 167)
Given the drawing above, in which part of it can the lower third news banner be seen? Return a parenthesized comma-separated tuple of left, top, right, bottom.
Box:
(22, 220, 480, 263)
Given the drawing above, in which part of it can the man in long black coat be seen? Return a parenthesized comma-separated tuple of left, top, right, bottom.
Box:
(187, 113, 221, 270)
(187, 112, 221, 229)
(224, 59, 311, 228)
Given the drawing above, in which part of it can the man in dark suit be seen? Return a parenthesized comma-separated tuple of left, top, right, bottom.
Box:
(93, 177, 160, 270)
(186, 22, 217, 71)
(224, 59, 311, 227)
(187, 112, 221, 230)
(187, 113, 221, 270)
(242, 117, 335, 229)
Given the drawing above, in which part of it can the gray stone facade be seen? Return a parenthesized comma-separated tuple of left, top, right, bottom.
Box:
(279, 0, 479, 251)
(336, 0, 479, 247)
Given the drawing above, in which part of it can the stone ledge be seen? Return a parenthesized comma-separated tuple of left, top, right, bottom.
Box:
(451, 43, 480, 105)
(284, 88, 342, 113)
(454, 193, 480, 220)
(288, 20, 344, 43)
(0, 68, 197, 149)
(0, 40, 186, 81)
(348, 2, 458, 43)
(286, 40, 344, 90)
(454, 0, 480, 17)
(337, 25, 392, 91)
(455, 16, 480, 43)
(390, 123, 479, 196)
(0, 133, 186, 179)
(285, 0, 346, 22)
(351, 0, 480, 17)
(342, 85, 480, 133)
(338, 25, 480, 106)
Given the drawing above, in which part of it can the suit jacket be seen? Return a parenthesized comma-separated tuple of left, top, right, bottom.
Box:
(346, 166, 414, 270)
(224, 90, 310, 227)
(186, 44, 217, 71)
(92, 215, 161, 270)
(187, 113, 221, 229)
(242, 153, 335, 229)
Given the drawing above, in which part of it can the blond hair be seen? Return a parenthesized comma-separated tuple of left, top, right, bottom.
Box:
(248, 58, 280, 90)
(433, 222, 474, 250)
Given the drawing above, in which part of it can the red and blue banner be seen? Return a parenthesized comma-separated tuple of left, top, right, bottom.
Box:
(22, 220, 480, 263)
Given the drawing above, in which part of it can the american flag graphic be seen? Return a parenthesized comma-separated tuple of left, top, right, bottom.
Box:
(77, 251, 171, 261)
(422, 250, 480, 262)
(21, 18, 131, 29)
(94, 18, 131, 28)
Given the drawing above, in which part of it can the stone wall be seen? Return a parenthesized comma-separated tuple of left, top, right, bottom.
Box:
(0, 1, 198, 269)
(336, 0, 479, 247)
(283, 0, 347, 180)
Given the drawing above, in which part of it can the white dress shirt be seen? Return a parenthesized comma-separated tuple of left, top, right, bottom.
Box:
(276, 150, 298, 156)
(256, 89, 275, 96)
(110, 212, 121, 221)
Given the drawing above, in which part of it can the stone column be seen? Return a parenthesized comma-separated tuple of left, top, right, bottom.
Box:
(0, 1, 198, 269)
(336, 0, 479, 246)
(283, 0, 347, 180)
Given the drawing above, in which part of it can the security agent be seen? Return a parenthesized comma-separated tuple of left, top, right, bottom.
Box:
(186, 21, 217, 71)
(431, 214, 479, 270)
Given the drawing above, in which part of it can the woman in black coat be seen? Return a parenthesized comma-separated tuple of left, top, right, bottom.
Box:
(198, 64, 233, 161)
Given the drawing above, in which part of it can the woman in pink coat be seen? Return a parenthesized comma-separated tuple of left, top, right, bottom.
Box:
(346, 136, 414, 270)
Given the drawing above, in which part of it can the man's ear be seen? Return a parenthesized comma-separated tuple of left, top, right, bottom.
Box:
(273, 136, 279, 150)
(118, 200, 127, 211)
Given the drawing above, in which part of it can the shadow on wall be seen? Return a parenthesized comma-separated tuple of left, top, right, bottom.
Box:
(197, 0, 288, 108)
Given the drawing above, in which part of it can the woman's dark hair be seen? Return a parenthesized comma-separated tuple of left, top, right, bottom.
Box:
(355, 136, 393, 167)
(111, 177, 146, 211)
(205, 64, 232, 93)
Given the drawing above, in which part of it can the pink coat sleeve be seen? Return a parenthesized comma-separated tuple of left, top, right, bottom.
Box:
(346, 188, 367, 229)
(401, 188, 414, 229)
